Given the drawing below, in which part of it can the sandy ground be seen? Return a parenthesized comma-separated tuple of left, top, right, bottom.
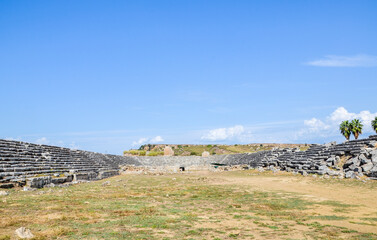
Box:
(205, 170, 377, 234)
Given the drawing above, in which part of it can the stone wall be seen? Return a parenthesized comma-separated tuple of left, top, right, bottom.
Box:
(122, 155, 212, 168)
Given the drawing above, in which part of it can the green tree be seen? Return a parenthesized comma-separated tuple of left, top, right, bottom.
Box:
(339, 120, 351, 140)
(350, 119, 363, 139)
(372, 117, 377, 134)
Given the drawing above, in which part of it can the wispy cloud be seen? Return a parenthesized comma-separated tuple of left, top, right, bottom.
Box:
(132, 136, 164, 147)
(303, 118, 330, 132)
(5, 137, 21, 141)
(150, 136, 164, 143)
(201, 125, 252, 142)
(132, 138, 148, 147)
(306, 54, 377, 67)
(35, 137, 50, 145)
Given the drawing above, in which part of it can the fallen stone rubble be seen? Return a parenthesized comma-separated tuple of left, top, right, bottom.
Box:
(221, 135, 377, 179)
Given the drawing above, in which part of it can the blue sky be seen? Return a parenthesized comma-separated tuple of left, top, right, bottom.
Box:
(1, 0, 377, 154)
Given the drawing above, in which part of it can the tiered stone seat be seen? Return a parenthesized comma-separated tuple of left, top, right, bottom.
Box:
(0, 139, 142, 188)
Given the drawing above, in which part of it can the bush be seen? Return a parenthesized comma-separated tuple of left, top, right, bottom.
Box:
(123, 150, 139, 155)
(130, 150, 140, 155)
(147, 151, 164, 156)
(139, 151, 146, 156)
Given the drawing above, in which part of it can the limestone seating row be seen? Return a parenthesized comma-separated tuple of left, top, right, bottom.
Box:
(0, 160, 116, 173)
(0, 165, 105, 173)
(0, 167, 113, 180)
(1, 168, 118, 186)
(22, 169, 120, 188)
(0, 165, 116, 178)
(0, 139, 133, 188)
(1, 163, 112, 171)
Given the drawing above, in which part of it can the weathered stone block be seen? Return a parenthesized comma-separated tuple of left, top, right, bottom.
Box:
(26, 176, 51, 188)
(0, 183, 14, 189)
(361, 163, 373, 172)
(51, 177, 67, 184)
(73, 173, 89, 181)
(98, 170, 118, 179)
(73, 172, 98, 181)
(202, 151, 210, 157)
(345, 171, 356, 179)
(371, 151, 377, 164)
(164, 146, 174, 156)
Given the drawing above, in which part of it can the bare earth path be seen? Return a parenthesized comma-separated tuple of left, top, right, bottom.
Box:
(209, 171, 377, 234)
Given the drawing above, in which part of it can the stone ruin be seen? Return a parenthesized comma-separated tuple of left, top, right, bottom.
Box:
(1, 135, 377, 189)
(0, 139, 139, 189)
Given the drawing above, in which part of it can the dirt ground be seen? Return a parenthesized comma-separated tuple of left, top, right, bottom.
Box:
(0, 170, 376, 239)
(209, 170, 377, 234)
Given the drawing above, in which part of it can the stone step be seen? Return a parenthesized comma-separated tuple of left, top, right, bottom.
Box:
(0, 167, 116, 178)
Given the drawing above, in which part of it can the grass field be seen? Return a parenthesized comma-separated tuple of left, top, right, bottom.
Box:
(1, 170, 377, 239)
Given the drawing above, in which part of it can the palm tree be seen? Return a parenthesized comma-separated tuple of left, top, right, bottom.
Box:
(372, 117, 377, 134)
(339, 120, 351, 140)
(350, 119, 363, 139)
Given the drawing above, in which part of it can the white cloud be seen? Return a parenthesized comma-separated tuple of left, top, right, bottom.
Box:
(306, 54, 377, 67)
(329, 107, 377, 130)
(304, 118, 330, 132)
(35, 137, 49, 145)
(69, 142, 80, 150)
(329, 107, 355, 123)
(150, 136, 164, 143)
(5, 137, 21, 141)
(132, 137, 148, 146)
(201, 125, 247, 141)
(132, 136, 164, 147)
(299, 107, 377, 138)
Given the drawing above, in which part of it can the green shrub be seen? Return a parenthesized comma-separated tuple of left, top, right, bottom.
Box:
(130, 150, 140, 155)
(139, 151, 146, 156)
(124, 150, 147, 156)
(124, 150, 138, 155)
(147, 151, 164, 156)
